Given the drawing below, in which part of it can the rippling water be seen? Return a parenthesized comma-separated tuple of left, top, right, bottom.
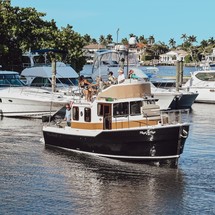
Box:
(0, 65, 214, 214)
(0, 102, 215, 215)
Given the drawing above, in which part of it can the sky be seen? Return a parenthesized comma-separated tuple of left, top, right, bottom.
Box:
(11, 0, 215, 45)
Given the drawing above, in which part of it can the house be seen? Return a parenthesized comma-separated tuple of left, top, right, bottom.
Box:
(159, 50, 188, 65)
(82, 43, 146, 64)
(204, 48, 215, 63)
(82, 44, 106, 64)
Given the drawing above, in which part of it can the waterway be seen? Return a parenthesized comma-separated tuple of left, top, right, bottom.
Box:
(0, 65, 215, 214)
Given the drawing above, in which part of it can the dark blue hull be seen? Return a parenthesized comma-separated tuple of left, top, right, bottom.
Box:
(169, 93, 198, 109)
(43, 124, 189, 165)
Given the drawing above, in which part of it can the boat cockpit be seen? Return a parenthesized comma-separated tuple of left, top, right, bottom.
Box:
(0, 72, 26, 87)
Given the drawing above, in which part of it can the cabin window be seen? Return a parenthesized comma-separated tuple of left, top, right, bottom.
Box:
(130, 101, 142, 115)
(84, 108, 91, 122)
(97, 103, 104, 116)
(72, 106, 79, 121)
(196, 72, 215, 81)
(57, 78, 79, 86)
(31, 77, 51, 87)
(113, 102, 129, 117)
(146, 100, 156, 105)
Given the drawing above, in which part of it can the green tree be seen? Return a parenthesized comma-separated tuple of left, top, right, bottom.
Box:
(169, 38, 176, 49)
(121, 38, 128, 45)
(148, 35, 155, 45)
(0, 3, 86, 71)
(139, 35, 147, 44)
(56, 25, 86, 72)
(181, 33, 187, 47)
(83, 34, 91, 44)
(99, 35, 106, 45)
(208, 37, 215, 45)
(106, 34, 113, 44)
(188, 35, 197, 45)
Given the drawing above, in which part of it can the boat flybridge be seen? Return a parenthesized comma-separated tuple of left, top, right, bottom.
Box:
(21, 49, 79, 94)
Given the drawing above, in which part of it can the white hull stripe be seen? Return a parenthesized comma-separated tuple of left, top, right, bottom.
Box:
(47, 144, 180, 160)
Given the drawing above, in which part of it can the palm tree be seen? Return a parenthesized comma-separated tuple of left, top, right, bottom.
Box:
(129, 33, 135, 38)
(208, 37, 215, 45)
(148, 35, 155, 45)
(187, 35, 198, 63)
(181, 34, 187, 42)
(99, 35, 106, 45)
(181, 34, 187, 47)
(106, 34, 113, 44)
(91, 38, 97, 44)
(139, 35, 147, 44)
(188, 35, 197, 45)
(200, 39, 208, 48)
(121, 38, 128, 45)
(169, 38, 176, 49)
(199, 40, 209, 60)
(83, 34, 91, 43)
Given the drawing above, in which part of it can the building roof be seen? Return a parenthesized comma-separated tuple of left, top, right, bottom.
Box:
(160, 49, 188, 57)
(83, 44, 106, 50)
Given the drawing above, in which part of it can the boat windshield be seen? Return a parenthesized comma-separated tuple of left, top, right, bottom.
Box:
(57, 78, 79, 86)
(196, 72, 215, 81)
(30, 77, 79, 87)
(0, 74, 26, 87)
(93, 52, 120, 70)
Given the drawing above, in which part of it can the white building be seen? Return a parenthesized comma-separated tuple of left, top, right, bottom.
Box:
(82, 44, 106, 64)
(159, 50, 188, 65)
(205, 48, 215, 62)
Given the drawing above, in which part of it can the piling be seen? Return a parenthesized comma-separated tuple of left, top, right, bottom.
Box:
(176, 59, 184, 91)
(176, 61, 180, 91)
(52, 59, 56, 92)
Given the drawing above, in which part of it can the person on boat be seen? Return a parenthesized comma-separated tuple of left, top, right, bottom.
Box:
(117, 69, 125, 84)
(120, 58, 125, 70)
(128, 69, 139, 79)
(78, 75, 92, 101)
(91, 76, 104, 94)
(108, 71, 117, 85)
(64, 103, 71, 126)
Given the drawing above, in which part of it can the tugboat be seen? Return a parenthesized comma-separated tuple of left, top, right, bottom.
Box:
(42, 79, 190, 167)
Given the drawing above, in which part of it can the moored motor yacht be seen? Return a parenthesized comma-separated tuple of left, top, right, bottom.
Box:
(183, 68, 215, 103)
(43, 80, 190, 167)
(0, 70, 73, 118)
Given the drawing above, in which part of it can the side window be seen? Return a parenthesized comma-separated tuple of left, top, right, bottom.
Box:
(84, 108, 91, 122)
(130, 101, 142, 115)
(196, 72, 215, 81)
(113, 102, 129, 117)
(31, 77, 51, 87)
(72, 106, 79, 120)
(97, 103, 104, 116)
(147, 100, 156, 105)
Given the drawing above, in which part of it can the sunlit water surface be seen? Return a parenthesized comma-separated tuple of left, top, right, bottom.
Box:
(0, 103, 215, 215)
(0, 65, 215, 214)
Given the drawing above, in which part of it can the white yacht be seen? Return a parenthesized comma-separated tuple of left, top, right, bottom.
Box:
(0, 71, 71, 118)
(184, 68, 215, 103)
